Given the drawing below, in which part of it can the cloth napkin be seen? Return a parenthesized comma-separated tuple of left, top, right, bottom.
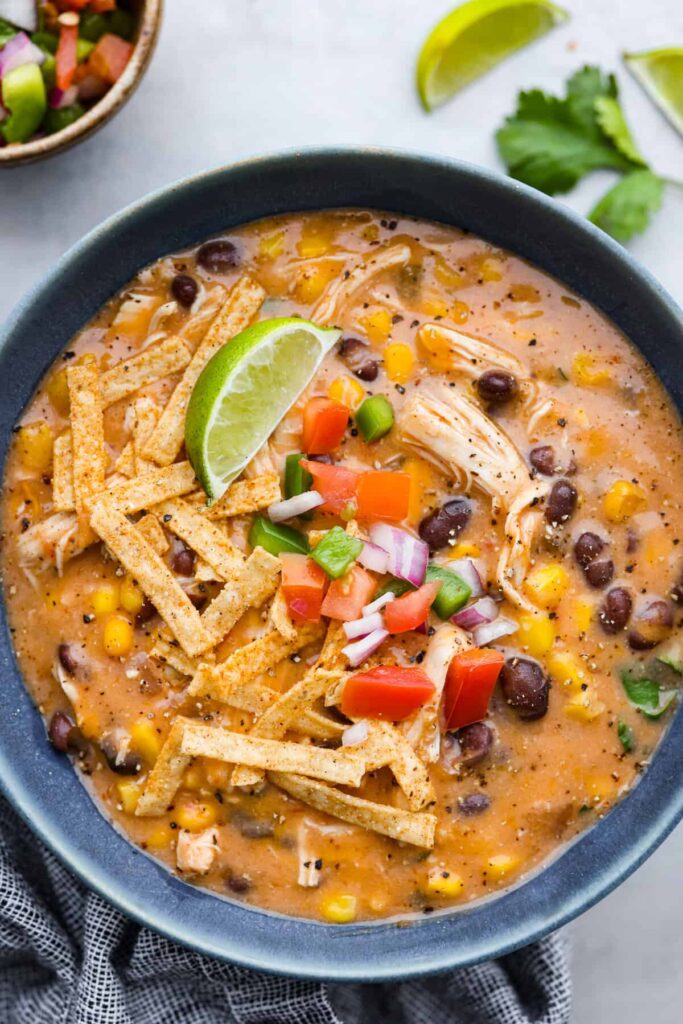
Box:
(0, 796, 571, 1024)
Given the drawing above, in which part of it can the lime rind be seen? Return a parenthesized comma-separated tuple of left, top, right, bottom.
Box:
(186, 318, 341, 502)
(417, 0, 568, 111)
(624, 48, 683, 138)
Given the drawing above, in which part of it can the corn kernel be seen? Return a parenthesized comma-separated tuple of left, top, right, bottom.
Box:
(584, 773, 616, 803)
(328, 375, 365, 410)
(359, 308, 392, 346)
(572, 352, 610, 386)
(486, 854, 520, 881)
(384, 342, 415, 384)
(297, 222, 335, 258)
(46, 367, 71, 415)
(402, 457, 436, 526)
(417, 324, 455, 373)
(182, 765, 205, 791)
(204, 758, 231, 789)
(145, 826, 173, 850)
(564, 692, 606, 722)
(449, 542, 481, 559)
(92, 583, 119, 617)
(319, 893, 357, 923)
(293, 260, 338, 304)
(117, 779, 141, 815)
(130, 720, 162, 764)
(361, 223, 380, 243)
(451, 300, 470, 324)
(17, 421, 54, 474)
(603, 480, 647, 522)
(119, 575, 144, 614)
(422, 296, 450, 319)
(103, 615, 134, 657)
(547, 651, 584, 694)
(174, 798, 219, 832)
(509, 283, 541, 303)
(258, 230, 285, 260)
(517, 612, 555, 657)
(433, 256, 463, 290)
(480, 258, 503, 282)
(423, 870, 465, 898)
(524, 565, 569, 608)
(572, 599, 594, 634)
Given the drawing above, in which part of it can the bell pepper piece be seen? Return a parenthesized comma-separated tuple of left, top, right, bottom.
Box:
(88, 32, 132, 84)
(425, 564, 471, 619)
(56, 21, 78, 90)
(302, 396, 348, 454)
(310, 526, 362, 579)
(444, 648, 504, 730)
(341, 665, 436, 721)
(356, 471, 411, 522)
(248, 516, 309, 556)
(1, 63, 47, 143)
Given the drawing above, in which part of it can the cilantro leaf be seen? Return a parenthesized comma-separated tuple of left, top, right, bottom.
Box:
(594, 96, 647, 165)
(590, 170, 663, 241)
(620, 669, 678, 719)
(617, 719, 635, 753)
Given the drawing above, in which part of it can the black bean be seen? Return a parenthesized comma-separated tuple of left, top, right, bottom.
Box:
(599, 587, 632, 634)
(102, 740, 142, 776)
(66, 730, 98, 775)
(339, 337, 379, 381)
(232, 811, 274, 839)
(529, 445, 557, 476)
(197, 239, 239, 274)
(454, 721, 493, 766)
(172, 546, 196, 576)
(628, 600, 674, 651)
(171, 273, 198, 307)
(626, 528, 639, 554)
(48, 710, 76, 753)
(500, 657, 550, 720)
(574, 532, 605, 568)
(135, 597, 157, 628)
(227, 873, 251, 894)
(584, 558, 614, 589)
(476, 370, 519, 405)
(57, 643, 79, 675)
(458, 793, 491, 815)
(418, 498, 471, 550)
(545, 479, 577, 525)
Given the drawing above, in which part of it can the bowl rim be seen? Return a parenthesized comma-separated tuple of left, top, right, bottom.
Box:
(0, 147, 682, 981)
(0, 0, 163, 167)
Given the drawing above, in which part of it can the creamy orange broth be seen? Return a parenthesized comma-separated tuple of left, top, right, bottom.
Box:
(2, 209, 681, 923)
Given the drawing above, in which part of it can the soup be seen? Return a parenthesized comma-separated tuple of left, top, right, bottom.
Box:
(2, 210, 681, 923)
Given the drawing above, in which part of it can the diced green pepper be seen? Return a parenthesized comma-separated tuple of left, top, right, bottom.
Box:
(425, 564, 471, 619)
(310, 526, 362, 579)
(31, 31, 58, 54)
(79, 12, 108, 42)
(77, 38, 95, 62)
(108, 9, 136, 41)
(43, 103, 85, 135)
(40, 54, 56, 89)
(285, 453, 313, 499)
(355, 395, 394, 442)
(1, 63, 47, 144)
(617, 720, 635, 753)
(249, 516, 309, 556)
(374, 577, 415, 600)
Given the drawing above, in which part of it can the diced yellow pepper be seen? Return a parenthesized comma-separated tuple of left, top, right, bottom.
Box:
(293, 260, 338, 304)
(524, 565, 569, 608)
(572, 598, 594, 634)
(572, 352, 610, 386)
(517, 612, 555, 657)
(130, 720, 162, 764)
(449, 542, 481, 559)
(174, 798, 219, 832)
(547, 651, 585, 694)
(103, 615, 133, 657)
(486, 854, 520, 881)
(423, 870, 465, 898)
(359, 307, 393, 346)
(258, 230, 285, 261)
(92, 582, 120, 617)
(564, 692, 606, 722)
(433, 255, 463, 290)
(46, 367, 71, 416)
(319, 893, 357, 923)
(480, 258, 503, 282)
(117, 779, 141, 815)
(383, 342, 415, 384)
(328, 375, 365, 410)
(297, 222, 335, 258)
(403, 457, 435, 526)
(17, 421, 54, 474)
(145, 826, 173, 850)
(119, 575, 144, 615)
(451, 300, 470, 324)
(603, 480, 647, 522)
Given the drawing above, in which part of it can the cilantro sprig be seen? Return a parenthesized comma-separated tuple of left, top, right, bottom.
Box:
(496, 65, 665, 242)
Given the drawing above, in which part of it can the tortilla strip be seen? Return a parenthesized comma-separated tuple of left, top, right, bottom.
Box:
(155, 498, 244, 583)
(131, 397, 160, 475)
(52, 433, 74, 512)
(198, 547, 281, 652)
(150, 636, 198, 677)
(201, 474, 281, 519)
(113, 441, 136, 478)
(135, 720, 190, 817)
(180, 721, 364, 786)
(67, 358, 106, 542)
(194, 560, 218, 582)
(268, 588, 297, 641)
(136, 512, 169, 555)
(90, 504, 213, 657)
(359, 722, 435, 812)
(94, 461, 197, 516)
(270, 773, 436, 848)
(99, 335, 192, 407)
(141, 275, 266, 466)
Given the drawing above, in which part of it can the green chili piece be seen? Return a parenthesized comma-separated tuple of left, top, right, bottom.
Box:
(43, 103, 85, 135)
(425, 564, 471, 618)
(249, 516, 309, 556)
(355, 395, 394, 442)
(310, 526, 362, 579)
(1, 63, 47, 144)
(284, 453, 313, 499)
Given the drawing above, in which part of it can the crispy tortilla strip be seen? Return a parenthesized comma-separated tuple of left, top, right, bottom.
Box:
(271, 773, 436, 848)
(311, 244, 411, 326)
(141, 275, 266, 466)
(90, 504, 213, 657)
(180, 721, 364, 786)
(136, 512, 169, 555)
(268, 588, 297, 641)
(94, 461, 197, 516)
(113, 441, 136, 478)
(201, 473, 281, 519)
(67, 358, 106, 542)
(156, 498, 244, 582)
(99, 335, 192, 407)
(194, 559, 218, 582)
(135, 720, 190, 816)
(360, 722, 435, 812)
(198, 547, 280, 652)
(52, 433, 74, 512)
(131, 397, 160, 475)
(150, 636, 198, 677)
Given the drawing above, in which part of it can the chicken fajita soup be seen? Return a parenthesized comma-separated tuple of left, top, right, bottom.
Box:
(3, 210, 682, 924)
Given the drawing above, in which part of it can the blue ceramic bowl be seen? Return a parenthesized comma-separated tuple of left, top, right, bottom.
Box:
(1, 150, 681, 981)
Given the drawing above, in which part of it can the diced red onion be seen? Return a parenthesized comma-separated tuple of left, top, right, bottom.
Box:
(452, 596, 499, 631)
(369, 524, 428, 586)
(448, 557, 483, 597)
(0, 1, 38, 32)
(342, 628, 388, 667)
(267, 490, 323, 523)
(48, 85, 79, 109)
(357, 541, 389, 574)
(472, 616, 518, 647)
(342, 611, 384, 640)
(341, 720, 369, 747)
(0, 33, 45, 78)
(362, 592, 395, 616)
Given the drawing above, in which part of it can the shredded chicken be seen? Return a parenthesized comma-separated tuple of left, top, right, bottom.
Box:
(311, 244, 411, 326)
(402, 623, 471, 762)
(176, 827, 219, 874)
(296, 820, 322, 888)
(416, 323, 526, 379)
(19, 512, 84, 572)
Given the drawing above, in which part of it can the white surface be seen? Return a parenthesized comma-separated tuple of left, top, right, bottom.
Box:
(0, 1, 682, 1018)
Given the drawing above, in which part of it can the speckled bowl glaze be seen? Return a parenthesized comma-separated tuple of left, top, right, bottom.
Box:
(0, 150, 681, 980)
(0, 0, 162, 168)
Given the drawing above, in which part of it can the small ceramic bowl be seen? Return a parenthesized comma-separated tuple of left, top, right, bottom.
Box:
(0, 0, 162, 168)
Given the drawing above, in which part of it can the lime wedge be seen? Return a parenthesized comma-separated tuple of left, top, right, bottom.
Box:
(416, 0, 568, 111)
(624, 48, 683, 138)
(186, 318, 341, 502)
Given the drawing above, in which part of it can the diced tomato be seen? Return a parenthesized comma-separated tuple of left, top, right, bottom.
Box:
(341, 665, 435, 721)
(356, 471, 411, 522)
(280, 554, 327, 623)
(56, 23, 79, 91)
(444, 648, 504, 730)
(302, 397, 348, 454)
(89, 33, 133, 85)
(320, 565, 376, 621)
(91, 0, 117, 11)
(300, 460, 358, 515)
(384, 581, 441, 634)
(56, 0, 91, 10)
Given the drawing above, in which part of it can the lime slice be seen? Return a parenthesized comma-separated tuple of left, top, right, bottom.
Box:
(416, 0, 568, 111)
(624, 48, 683, 138)
(186, 318, 341, 502)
